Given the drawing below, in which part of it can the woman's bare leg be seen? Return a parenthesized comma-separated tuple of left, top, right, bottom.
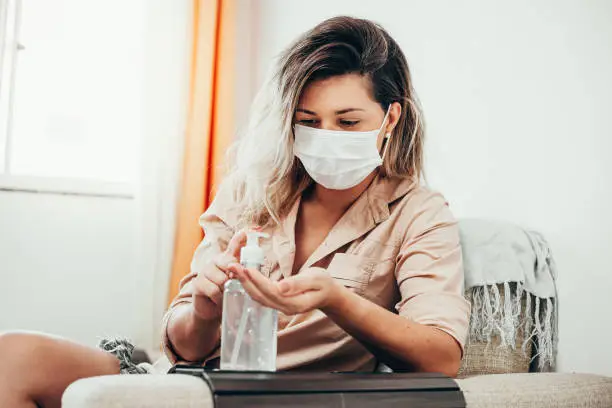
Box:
(0, 331, 120, 408)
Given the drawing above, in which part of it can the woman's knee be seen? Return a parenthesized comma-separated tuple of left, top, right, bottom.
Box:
(0, 331, 50, 404)
(0, 331, 120, 407)
(0, 330, 119, 377)
(0, 331, 46, 370)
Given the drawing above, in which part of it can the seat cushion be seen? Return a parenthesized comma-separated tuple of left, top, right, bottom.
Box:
(457, 373, 612, 408)
(62, 374, 213, 408)
(63, 372, 612, 408)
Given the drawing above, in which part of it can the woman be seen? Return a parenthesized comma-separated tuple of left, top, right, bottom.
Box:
(0, 16, 469, 407)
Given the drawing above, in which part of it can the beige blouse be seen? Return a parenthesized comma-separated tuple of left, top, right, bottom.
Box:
(163, 175, 470, 372)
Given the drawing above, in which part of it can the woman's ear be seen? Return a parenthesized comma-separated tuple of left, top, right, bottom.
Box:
(386, 102, 402, 134)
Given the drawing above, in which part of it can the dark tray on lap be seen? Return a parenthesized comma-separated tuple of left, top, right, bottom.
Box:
(169, 365, 465, 408)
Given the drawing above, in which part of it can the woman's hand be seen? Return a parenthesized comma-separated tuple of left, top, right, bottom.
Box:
(191, 231, 248, 321)
(229, 264, 344, 315)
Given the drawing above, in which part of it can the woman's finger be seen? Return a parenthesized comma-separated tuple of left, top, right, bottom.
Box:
(225, 229, 248, 260)
(214, 251, 239, 272)
(215, 227, 262, 271)
(229, 264, 277, 309)
(242, 267, 286, 302)
(277, 274, 320, 297)
(202, 264, 229, 287)
(228, 263, 267, 306)
(193, 277, 223, 305)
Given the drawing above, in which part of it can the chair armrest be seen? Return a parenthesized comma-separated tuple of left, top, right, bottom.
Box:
(456, 373, 612, 408)
(62, 374, 213, 408)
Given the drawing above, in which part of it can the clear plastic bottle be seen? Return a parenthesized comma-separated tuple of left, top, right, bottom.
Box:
(220, 232, 278, 371)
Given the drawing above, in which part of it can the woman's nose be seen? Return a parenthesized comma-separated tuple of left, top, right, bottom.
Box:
(319, 119, 342, 131)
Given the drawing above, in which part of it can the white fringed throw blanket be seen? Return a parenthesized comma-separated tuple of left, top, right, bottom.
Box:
(459, 219, 558, 371)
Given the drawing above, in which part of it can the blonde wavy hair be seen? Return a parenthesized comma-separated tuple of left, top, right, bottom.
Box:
(222, 16, 424, 228)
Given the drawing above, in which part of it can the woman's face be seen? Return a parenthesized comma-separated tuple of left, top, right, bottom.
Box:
(294, 73, 400, 149)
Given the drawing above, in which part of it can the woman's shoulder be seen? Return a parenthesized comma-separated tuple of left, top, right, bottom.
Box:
(201, 180, 243, 230)
(402, 183, 450, 210)
(377, 176, 450, 211)
(383, 179, 457, 237)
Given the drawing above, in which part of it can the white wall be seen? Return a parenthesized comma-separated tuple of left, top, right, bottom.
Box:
(0, 1, 191, 352)
(0, 191, 140, 345)
(248, 0, 612, 375)
(137, 0, 191, 352)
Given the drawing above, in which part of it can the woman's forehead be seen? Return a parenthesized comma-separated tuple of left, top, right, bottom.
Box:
(297, 74, 379, 111)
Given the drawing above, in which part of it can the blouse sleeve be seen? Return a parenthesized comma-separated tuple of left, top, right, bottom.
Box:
(394, 192, 471, 353)
(161, 197, 235, 363)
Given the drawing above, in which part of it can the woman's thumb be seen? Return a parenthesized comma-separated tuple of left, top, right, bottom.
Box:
(224, 229, 248, 260)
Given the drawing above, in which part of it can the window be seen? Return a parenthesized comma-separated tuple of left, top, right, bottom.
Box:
(0, 0, 18, 173)
(0, 0, 144, 196)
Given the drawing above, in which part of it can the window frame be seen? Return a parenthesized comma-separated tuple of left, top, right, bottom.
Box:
(0, 0, 135, 199)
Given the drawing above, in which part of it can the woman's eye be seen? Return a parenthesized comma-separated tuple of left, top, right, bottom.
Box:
(297, 119, 318, 126)
(340, 120, 359, 127)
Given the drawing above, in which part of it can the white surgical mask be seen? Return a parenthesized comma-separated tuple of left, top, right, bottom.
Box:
(293, 110, 390, 190)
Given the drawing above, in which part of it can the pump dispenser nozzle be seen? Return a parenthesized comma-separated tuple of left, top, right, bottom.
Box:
(240, 232, 269, 268)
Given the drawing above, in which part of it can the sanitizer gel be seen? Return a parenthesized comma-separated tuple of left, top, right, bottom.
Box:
(220, 232, 277, 371)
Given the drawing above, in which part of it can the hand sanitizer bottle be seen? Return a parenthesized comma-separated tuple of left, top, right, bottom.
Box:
(220, 232, 278, 371)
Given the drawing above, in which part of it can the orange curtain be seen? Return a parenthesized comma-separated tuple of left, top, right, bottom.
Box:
(168, 0, 235, 303)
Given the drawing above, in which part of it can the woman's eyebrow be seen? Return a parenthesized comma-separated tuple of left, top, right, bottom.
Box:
(296, 108, 365, 115)
(296, 108, 317, 115)
(335, 108, 365, 114)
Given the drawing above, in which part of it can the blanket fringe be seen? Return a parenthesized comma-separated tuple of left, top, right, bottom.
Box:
(98, 338, 153, 374)
(465, 282, 557, 371)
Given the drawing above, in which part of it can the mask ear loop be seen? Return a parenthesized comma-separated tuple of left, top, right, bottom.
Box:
(379, 106, 392, 161)
(381, 132, 392, 161)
